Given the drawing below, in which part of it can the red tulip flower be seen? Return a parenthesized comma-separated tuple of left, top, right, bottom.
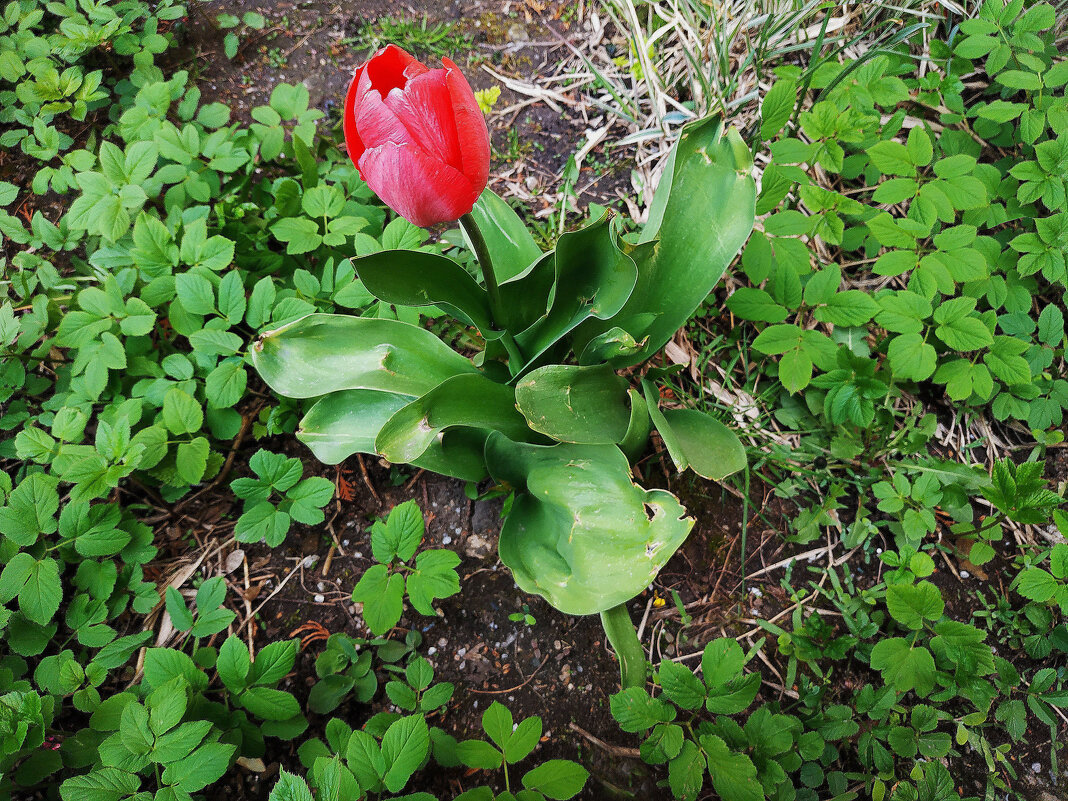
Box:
(343, 45, 491, 227)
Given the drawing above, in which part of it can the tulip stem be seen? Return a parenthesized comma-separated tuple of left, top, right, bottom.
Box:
(460, 213, 506, 332)
(600, 603, 647, 690)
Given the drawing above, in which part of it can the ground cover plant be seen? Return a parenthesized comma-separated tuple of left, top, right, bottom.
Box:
(0, 0, 1065, 800)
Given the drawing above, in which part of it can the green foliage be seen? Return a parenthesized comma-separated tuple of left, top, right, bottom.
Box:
(346, 14, 473, 61)
(230, 449, 333, 546)
(350, 501, 461, 635)
(737, 1, 1068, 436)
(283, 700, 588, 801)
(0, 0, 446, 795)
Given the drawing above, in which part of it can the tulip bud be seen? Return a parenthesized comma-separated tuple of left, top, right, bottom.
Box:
(343, 45, 491, 227)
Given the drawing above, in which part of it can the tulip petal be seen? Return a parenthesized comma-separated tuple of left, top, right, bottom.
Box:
(443, 57, 490, 190)
(343, 67, 367, 165)
(359, 142, 479, 227)
(353, 86, 414, 152)
(382, 69, 463, 171)
(363, 44, 427, 97)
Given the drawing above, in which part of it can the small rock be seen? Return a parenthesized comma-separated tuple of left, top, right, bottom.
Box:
(960, 570, 971, 579)
(314, 594, 324, 603)
(465, 533, 494, 560)
(442, 535, 452, 545)
(507, 22, 529, 42)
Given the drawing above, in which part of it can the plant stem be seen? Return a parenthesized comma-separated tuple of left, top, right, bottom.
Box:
(459, 213, 505, 331)
(600, 603, 646, 690)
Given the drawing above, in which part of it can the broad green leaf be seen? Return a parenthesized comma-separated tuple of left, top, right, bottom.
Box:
(1016, 568, 1057, 602)
(234, 502, 291, 546)
(272, 217, 322, 254)
(160, 741, 234, 791)
(521, 760, 589, 800)
(759, 78, 797, 140)
(162, 388, 204, 435)
(59, 767, 140, 801)
(376, 373, 533, 464)
(269, 770, 315, 801)
(506, 716, 542, 764)
(658, 661, 705, 709)
(239, 686, 300, 720)
(486, 435, 693, 615)
(21, 558, 62, 625)
(250, 639, 298, 686)
(886, 581, 945, 629)
(252, 313, 477, 398)
(870, 638, 936, 696)
(578, 326, 646, 365)
(888, 333, 937, 381)
(699, 734, 763, 801)
(668, 740, 705, 801)
(701, 638, 745, 687)
(516, 213, 637, 370)
(456, 739, 504, 769)
(640, 723, 685, 764)
(515, 364, 630, 444)
(0, 473, 59, 547)
(406, 550, 461, 615)
(351, 565, 404, 635)
(726, 288, 788, 322)
(381, 714, 429, 793)
(466, 189, 543, 282)
(354, 251, 493, 332)
(642, 383, 745, 481)
(610, 687, 676, 732)
(578, 115, 754, 365)
(295, 389, 408, 464)
(482, 702, 513, 748)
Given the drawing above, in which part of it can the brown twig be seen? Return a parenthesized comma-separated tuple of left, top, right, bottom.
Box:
(568, 723, 641, 759)
(357, 454, 381, 507)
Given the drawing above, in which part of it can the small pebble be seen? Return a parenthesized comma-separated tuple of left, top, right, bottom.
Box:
(313, 594, 324, 603)
(438, 638, 447, 647)
(427, 647, 437, 655)
(960, 570, 971, 578)
(316, 582, 324, 591)
(1032, 762, 1042, 773)
(442, 535, 452, 545)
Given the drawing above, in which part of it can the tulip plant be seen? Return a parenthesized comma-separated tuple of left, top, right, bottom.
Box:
(251, 46, 756, 688)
